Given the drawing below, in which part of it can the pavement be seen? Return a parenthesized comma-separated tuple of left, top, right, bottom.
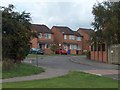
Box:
(69, 55, 119, 80)
(1, 55, 119, 83)
(2, 66, 69, 83)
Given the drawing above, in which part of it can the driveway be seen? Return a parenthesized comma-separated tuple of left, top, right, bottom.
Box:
(28, 55, 119, 80)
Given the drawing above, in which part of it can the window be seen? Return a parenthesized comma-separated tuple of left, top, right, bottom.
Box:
(64, 44, 68, 50)
(64, 35, 67, 39)
(38, 33, 42, 38)
(39, 44, 42, 49)
(70, 45, 77, 50)
(69, 35, 75, 40)
(77, 37, 81, 41)
(77, 45, 81, 50)
(44, 33, 51, 39)
(45, 44, 50, 48)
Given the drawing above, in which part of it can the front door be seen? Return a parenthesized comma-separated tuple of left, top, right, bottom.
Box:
(39, 44, 42, 49)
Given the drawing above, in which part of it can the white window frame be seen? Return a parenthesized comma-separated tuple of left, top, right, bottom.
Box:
(64, 44, 68, 50)
(44, 33, 51, 39)
(77, 37, 81, 41)
(70, 45, 77, 50)
(64, 35, 67, 39)
(77, 45, 81, 50)
(38, 33, 42, 38)
(69, 35, 75, 40)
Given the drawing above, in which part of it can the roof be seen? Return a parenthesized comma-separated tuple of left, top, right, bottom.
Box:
(77, 28, 94, 35)
(73, 31, 83, 37)
(32, 24, 53, 34)
(53, 26, 75, 35)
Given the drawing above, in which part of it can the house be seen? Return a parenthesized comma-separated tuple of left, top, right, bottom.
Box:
(51, 26, 82, 54)
(30, 24, 54, 54)
(77, 28, 94, 53)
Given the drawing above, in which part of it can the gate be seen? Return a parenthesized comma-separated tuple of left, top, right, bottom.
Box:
(108, 44, 120, 64)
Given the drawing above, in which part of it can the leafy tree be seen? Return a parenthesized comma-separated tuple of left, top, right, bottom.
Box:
(1, 4, 32, 62)
(91, 1, 120, 45)
(50, 44, 59, 54)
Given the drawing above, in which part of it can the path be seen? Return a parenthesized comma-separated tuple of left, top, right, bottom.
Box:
(2, 67, 68, 83)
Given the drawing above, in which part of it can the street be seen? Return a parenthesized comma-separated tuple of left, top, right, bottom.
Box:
(28, 55, 119, 80)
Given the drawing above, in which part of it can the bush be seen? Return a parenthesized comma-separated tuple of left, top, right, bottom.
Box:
(50, 44, 59, 54)
(86, 51, 91, 59)
(2, 59, 14, 71)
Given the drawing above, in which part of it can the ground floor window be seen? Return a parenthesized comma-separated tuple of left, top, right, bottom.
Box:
(70, 44, 77, 50)
(39, 44, 42, 49)
(63, 44, 68, 50)
(77, 45, 81, 50)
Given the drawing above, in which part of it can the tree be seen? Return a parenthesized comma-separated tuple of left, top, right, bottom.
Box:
(50, 44, 59, 54)
(1, 4, 32, 62)
(91, 1, 120, 45)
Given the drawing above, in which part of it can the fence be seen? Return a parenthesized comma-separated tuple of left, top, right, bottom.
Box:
(108, 44, 120, 64)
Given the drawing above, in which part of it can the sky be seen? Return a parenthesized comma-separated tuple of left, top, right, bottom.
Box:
(1, 0, 104, 30)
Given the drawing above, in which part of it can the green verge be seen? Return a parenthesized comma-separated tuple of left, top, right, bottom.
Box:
(3, 71, 118, 88)
(2, 63, 44, 79)
(26, 54, 47, 59)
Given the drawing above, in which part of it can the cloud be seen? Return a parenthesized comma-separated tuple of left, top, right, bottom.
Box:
(1, 0, 104, 30)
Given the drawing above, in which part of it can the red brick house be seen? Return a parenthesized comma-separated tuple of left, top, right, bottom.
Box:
(51, 26, 82, 54)
(77, 28, 94, 53)
(30, 24, 54, 54)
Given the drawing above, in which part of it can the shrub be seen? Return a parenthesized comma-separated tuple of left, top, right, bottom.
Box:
(2, 59, 14, 71)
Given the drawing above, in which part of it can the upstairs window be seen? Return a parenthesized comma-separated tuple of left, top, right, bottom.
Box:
(44, 33, 51, 39)
(38, 33, 42, 38)
(77, 37, 81, 41)
(69, 35, 75, 40)
(64, 35, 67, 39)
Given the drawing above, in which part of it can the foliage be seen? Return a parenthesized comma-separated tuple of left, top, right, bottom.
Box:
(2, 59, 14, 71)
(2, 63, 44, 79)
(3, 71, 118, 88)
(91, 1, 120, 45)
(50, 44, 59, 54)
(1, 4, 32, 62)
(86, 51, 91, 59)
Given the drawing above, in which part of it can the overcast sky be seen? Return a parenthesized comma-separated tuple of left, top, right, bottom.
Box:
(1, 0, 104, 30)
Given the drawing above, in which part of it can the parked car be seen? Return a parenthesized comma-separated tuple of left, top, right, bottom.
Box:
(30, 48, 44, 55)
(55, 49, 67, 55)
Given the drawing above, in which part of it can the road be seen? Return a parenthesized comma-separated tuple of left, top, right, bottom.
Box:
(28, 55, 119, 80)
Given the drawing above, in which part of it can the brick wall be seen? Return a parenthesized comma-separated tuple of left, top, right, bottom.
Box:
(90, 51, 108, 63)
(70, 50, 76, 54)
(51, 27, 63, 45)
(30, 38, 39, 48)
(91, 51, 95, 60)
(77, 30, 91, 53)
(44, 49, 53, 55)
(98, 51, 103, 62)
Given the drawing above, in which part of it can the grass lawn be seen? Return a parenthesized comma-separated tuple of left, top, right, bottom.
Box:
(2, 63, 44, 79)
(26, 54, 47, 59)
(3, 71, 118, 88)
